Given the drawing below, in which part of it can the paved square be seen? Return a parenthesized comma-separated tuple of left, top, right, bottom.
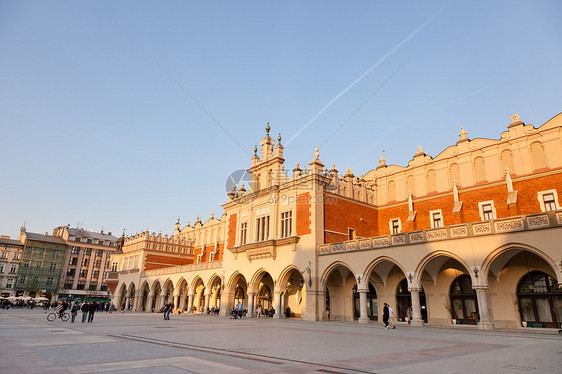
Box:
(0, 310, 560, 373)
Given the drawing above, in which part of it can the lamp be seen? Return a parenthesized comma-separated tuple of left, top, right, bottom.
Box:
(299, 261, 313, 288)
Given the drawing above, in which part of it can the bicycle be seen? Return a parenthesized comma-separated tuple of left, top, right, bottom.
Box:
(47, 311, 70, 322)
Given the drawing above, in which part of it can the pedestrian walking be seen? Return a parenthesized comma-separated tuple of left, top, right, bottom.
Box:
(383, 302, 390, 329)
(388, 305, 396, 329)
(70, 302, 79, 323)
(81, 302, 89, 323)
(163, 303, 171, 320)
(87, 301, 97, 323)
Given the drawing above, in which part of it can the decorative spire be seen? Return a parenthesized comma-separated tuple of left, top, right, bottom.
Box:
(265, 122, 270, 135)
(253, 145, 257, 155)
(459, 127, 468, 139)
(314, 145, 319, 160)
(277, 133, 282, 144)
(210, 211, 214, 219)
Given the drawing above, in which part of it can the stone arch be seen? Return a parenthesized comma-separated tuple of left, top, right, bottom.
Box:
(207, 273, 223, 312)
(116, 282, 128, 311)
(363, 256, 408, 290)
(175, 277, 189, 311)
(480, 243, 559, 283)
(138, 280, 150, 312)
(449, 163, 460, 187)
(414, 250, 475, 326)
(249, 268, 275, 313)
(321, 261, 357, 321)
(500, 149, 515, 174)
(278, 265, 306, 318)
(190, 275, 204, 291)
(248, 268, 273, 292)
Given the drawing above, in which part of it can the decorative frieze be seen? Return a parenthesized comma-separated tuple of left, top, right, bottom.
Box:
(556, 212, 562, 225)
(426, 229, 447, 241)
(392, 235, 406, 245)
(345, 241, 358, 251)
(495, 218, 524, 233)
(332, 243, 345, 253)
(359, 239, 372, 249)
(372, 237, 390, 247)
(472, 222, 492, 235)
(409, 232, 424, 243)
(450, 225, 468, 238)
(527, 215, 549, 229)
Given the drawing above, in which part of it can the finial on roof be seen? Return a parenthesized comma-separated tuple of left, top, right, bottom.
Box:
(122, 228, 125, 237)
(314, 145, 319, 160)
(459, 127, 468, 139)
(265, 122, 270, 135)
(210, 211, 214, 219)
(253, 145, 257, 155)
(177, 217, 180, 223)
(278, 133, 282, 144)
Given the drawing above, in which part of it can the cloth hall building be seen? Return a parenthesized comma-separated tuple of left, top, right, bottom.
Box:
(108, 113, 562, 330)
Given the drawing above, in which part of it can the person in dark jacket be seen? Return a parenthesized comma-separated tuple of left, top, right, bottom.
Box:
(383, 303, 390, 329)
(87, 301, 97, 323)
(81, 302, 89, 323)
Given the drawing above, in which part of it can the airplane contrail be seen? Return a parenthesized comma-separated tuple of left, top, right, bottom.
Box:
(285, 8, 444, 146)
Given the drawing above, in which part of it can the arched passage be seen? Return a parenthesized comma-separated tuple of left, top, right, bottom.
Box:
(483, 244, 560, 329)
(207, 274, 222, 313)
(322, 262, 356, 321)
(191, 277, 206, 313)
(117, 283, 127, 311)
(127, 283, 136, 311)
(249, 270, 275, 317)
(416, 252, 474, 326)
(176, 278, 188, 312)
(278, 266, 307, 318)
(150, 281, 161, 313)
(139, 281, 149, 312)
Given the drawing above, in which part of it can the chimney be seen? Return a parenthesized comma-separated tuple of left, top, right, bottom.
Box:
(101, 230, 104, 234)
(44, 232, 48, 236)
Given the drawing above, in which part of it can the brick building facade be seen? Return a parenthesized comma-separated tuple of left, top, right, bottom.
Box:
(110, 113, 562, 330)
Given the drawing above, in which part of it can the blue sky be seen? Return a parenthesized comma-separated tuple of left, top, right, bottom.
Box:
(1, 1, 561, 238)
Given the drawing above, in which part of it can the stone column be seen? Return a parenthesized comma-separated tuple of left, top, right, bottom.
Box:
(114, 292, 123, 311)
(173, 294, 179, 310)
(358, 289, 369, 324)
(409, 288, 424, 326)
(132, 291, 141, 311)
(203, 292, 211, 314)
(474, 286, 494, 330)
(273, 291, 284, 319)
(187, 293, 194, 314)
(147, 294, 154, 312)
(247, 292, 256, 317)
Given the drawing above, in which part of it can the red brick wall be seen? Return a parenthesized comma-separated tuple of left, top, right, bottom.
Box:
(324, 193, 378, 243)
(226, 213, 237, 249)
(324, 172, 562, 240)
(144, 254, 193, 271)
(296, 192, 312, 236)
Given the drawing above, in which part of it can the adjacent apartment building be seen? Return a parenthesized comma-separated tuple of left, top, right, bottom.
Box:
(0, 235, 24, 297)
(52, 226, 118, 300)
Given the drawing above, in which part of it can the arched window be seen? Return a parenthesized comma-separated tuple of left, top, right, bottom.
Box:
(474, 157, 486, 183)
(500, 150, 515, 174)
(530, 142, 548, 170)
(387, 180, 396, 202)
(449, 163, 460, 187)
(450, 274, 479, 325)
(427, 169, 436, 193)
(406, 175, 415, 196)
(517, 271, 562, 328)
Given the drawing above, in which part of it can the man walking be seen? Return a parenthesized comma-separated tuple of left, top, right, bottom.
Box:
(81, 302, 89, 323)
(388, 305, 396, 329)
(87, 301, 97, 323)
(383, 302, 390, 329)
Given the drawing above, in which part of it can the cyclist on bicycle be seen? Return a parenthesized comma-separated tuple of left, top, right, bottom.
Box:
(58, 301, 69, 318)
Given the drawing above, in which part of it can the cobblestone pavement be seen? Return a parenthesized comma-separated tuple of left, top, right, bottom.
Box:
(0, 310, 560, 373)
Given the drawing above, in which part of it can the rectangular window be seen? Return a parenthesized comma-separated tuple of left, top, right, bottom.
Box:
(82, 258, 89, 267)
(538, 190, 560, 212)
(240, 222, 247, 245)
(281, 211, 293, 238)
(94, 259, 101, 268)
(67, 268, 76, 277)
(255, 216, 270, 242)
(13, 253, 19, 260)
(33, 275, 39, 283)
(431, 210, 443, 228)
(196, 254, 202, 264)
(71, 246, 80, 254)
(0, 263, 4, 273)
(100, 283, 108, 291)
(1, 252, 7, 259)
(65, 280, 74, 289)
(46, 276, 53, 286)
(95, 249, 103, 257)
(6, 278, 13, 288)
(10, 264, 17, 273)
(482, 203, 494, 220)
(89, 282, 98, 291)
(19, 275, 26, 284)
(87, 239, 92, 243)
(390, 219, 401, 234)
(76, 281, 86, 290)
(348, 228, 356, 240)
(209, 252, 215, 262)
(50, 262, 56, 270)
(74, 237, 81, 242)
(111, 262, 118, 272)
(23, 260, 29, 268)
(92, 270, 99, 279)
(84, 248, 92, 255)
(80, 269, 88, 277)
(70, 257, 78, 266)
